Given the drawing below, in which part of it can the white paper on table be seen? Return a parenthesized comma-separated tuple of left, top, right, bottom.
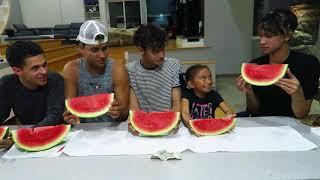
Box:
(64, 127, 190, 156)
(2, 131, 80, 159)
(122, 127, 190, 155)
(189, 126, 317, 153)
(64, 129, 129, 156)
(64, 126, 317, 156)
(311, 127, 320, 137)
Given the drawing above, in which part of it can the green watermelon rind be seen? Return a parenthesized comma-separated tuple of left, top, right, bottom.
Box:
(65, 93, 114, 118)
(129, 111, 180, 136)
(0, 127, 9, 139)
(190, 118, 237, 136)
(12, 125, 71, 152)
(241, 63, 288, 86)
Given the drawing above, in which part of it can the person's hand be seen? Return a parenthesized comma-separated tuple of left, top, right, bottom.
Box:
(0, 138, 14, 150)
(275, 68, 302, 95)
(223, 114, 237, 119)
(236, 75, 252, 93)
(184, 119, 202, 137)
(171, 121, 180, 134)
(108, 101, 122, 119)
(63, 111, 80, 125)
(127, 121, 139, 136)
(190, 127, 202, 137)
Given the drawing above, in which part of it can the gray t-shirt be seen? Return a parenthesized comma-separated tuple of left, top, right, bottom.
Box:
(77, 58, 114, 122)
(127, 57, 182, 111)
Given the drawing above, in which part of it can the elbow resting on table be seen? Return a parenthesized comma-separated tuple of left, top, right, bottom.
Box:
(294, 111, 309, 119)
(293, 106, 310, 119)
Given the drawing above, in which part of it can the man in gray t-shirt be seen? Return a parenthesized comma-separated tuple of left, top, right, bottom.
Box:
(126, 24, 182, 112)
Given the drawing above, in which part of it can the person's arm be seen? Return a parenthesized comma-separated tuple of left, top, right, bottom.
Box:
(126, 62, 140, 111)
(171, 87, 181, 112)
(127, 87, 140, 136)
(171, 59, 182, 112)
(63, 61, 79, 98)
(0, 139, 14, 149)
(275, 69, 312, 118)
(110, 61, 129, 121)
(36, 73, 65, 126)
(181, 97, 201, 136)
(291, 91, 312, 119)
(236, 75, 260, 113)
(218, 101, 234, 116)
(245, 90, 260, 113)
(0, 78, 14, 149)
(0, 78, 11, 124)
(129, 87, 140, 110)
(181, 98, 191, 127)
(62, 60, 80, 124)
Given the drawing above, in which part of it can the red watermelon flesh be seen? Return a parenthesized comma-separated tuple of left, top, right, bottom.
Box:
(130, 110, 180, 136)
(65, 93, 114, 118)
(12, 125, 70, 152)
(190, 117, 236, 136)
(0, 126, 9, 139)
(241, 63, 288, 86)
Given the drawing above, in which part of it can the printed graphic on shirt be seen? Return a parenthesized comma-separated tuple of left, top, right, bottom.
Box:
(190, 102, 214, 119)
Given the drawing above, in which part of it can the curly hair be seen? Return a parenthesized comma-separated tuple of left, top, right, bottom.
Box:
(133, 24, 167, 50)
(6, 41, 43, 68)
(258, 9, 298, 38)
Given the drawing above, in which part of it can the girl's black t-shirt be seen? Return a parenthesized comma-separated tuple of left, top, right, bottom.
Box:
(182, 89, 224, 119)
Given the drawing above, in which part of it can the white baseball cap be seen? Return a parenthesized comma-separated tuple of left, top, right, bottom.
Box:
(77, 20, 108, 45)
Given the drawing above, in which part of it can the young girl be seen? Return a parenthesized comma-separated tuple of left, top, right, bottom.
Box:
(181, 64, 235, 135)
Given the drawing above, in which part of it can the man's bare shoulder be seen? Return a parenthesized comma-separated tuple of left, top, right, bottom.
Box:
(63, 59, 80, 75)
(112, 60, 127, 73)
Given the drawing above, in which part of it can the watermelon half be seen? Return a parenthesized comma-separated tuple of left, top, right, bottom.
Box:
(12, 125, 71, 152)
(129, 110, 180, 136)
(190, 117, 236, 136)
(0, 126, 9, 139)
(65, 93, 114, 118)
(241, 63, 288, 86)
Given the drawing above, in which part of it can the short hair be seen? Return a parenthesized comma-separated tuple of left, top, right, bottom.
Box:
(6, 41, 43, 68)
(133, 24, 167, 50)
(258, 9, 298, 37)
(185, 64, 210, 82)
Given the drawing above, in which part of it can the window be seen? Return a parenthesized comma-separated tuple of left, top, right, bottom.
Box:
(108, 0, 141, 29)
(147, 0, 204, 38)
(253, 0, 320, 46)
(84, 0, 100, 20)
(146, 0, 177, 37)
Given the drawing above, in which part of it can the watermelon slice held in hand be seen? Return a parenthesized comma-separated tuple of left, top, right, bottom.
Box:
(241, 63, 288, 86)
(129, 110, 180, 136)
(0, 126, 9, 139)
(190, 117, 236, 136)
(12, 125, 71, 152)
(65, 93, 114, 118)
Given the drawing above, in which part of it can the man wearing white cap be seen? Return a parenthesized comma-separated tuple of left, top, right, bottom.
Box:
(62, 20, 129, 123)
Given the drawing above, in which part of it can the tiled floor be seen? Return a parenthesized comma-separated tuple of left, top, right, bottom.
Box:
(216, 75, 320, 115)
(215, 75, 246, 113)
